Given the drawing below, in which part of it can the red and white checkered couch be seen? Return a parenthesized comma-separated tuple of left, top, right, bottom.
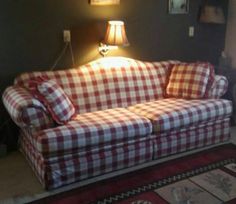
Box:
(2, 57, 232, 189)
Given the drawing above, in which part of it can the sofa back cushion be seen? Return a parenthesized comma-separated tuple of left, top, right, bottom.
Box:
(15, 57, 177, 114)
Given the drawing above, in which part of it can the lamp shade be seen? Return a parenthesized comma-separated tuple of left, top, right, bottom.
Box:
(200, 5, 225, 24)
(104, 21, 129, 46)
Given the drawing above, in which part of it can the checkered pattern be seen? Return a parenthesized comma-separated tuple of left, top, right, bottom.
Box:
(128, 98, 232, 133)
(20, 132, 46, 186)
(206, 75, 228, 99)
(20, 134, 153, 189)
(20, 117, 230, 189)
(166, 63, 213, 99)
(28, 78, 75, 124)
(2, 86, 54, 129)
(2, 57, 231, 190)
(31, 108, 152, 157)
(153, 118, 230, 158)
(14, 57, 176, 114)
(22, 107, 55, 131)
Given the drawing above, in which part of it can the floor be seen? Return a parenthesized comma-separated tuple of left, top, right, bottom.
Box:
(0, 128, 236, 204)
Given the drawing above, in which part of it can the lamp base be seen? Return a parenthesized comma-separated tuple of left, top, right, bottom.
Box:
(98, 43, 109, 57)
(98, 42, 118, 57)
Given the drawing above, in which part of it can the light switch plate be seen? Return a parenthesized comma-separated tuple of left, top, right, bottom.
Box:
(63, 30, 71, 42)
(189, 26, 194, 37)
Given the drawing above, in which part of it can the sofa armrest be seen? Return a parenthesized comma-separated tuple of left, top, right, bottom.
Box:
(206, 75, 228, 99)
(2, 86, 54, 130)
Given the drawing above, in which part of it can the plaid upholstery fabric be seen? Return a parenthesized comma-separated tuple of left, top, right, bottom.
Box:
(28, 78, 75, 124)
(30, 108, 152, 157)
(3, 57, 231, 190)
(2, 86, 54, 129)
(153, 118, 230, 158)
(20, 133, 46, 186)
(14, 57, 177, 114)
(20, 117, 230, 189)
(166, 63, 213, 99)
(128, 98, 232, 133)
(206, 75, 228, 99)
(22, 107, 55, 131)
(20, 134, 153, 189)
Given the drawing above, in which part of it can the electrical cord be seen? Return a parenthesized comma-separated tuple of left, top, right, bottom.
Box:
(51, 42, 69, 71)
(69, 42, 75, 67)
(51, 41, 76, 70)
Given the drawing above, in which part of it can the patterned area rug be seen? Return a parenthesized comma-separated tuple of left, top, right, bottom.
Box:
(32, 144, 236, 204)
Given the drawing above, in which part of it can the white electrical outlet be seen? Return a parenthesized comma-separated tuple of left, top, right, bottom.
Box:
(63, 30, 71, 42)
(189, 26, 194, 37)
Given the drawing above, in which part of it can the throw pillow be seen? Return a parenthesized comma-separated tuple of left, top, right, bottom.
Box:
(28, 77, 76, 124)
(166, 62, 214, 99)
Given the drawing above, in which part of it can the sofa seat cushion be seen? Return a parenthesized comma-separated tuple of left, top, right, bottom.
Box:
(32, 108, 152, 157)
(128, 98, 232, 133)
(152, 118, 230, 159)
(20, 135, 153, 189)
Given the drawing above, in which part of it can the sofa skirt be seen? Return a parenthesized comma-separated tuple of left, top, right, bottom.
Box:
(20, 135, 153, 189)
(19, 118, 230, 189)
(152, 118, 231, 159)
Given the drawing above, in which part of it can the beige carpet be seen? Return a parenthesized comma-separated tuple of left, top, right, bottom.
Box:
(0, 128, 236, 204)
(0, 151, 44, 203)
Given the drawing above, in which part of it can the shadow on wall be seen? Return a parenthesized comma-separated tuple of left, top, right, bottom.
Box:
(0, 108, 19, 152)
(0, 74, 19, 152)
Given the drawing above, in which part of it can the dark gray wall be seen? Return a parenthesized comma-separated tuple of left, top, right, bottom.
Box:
(0, 0, 228, 89)
(0, 0, 228, 148)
